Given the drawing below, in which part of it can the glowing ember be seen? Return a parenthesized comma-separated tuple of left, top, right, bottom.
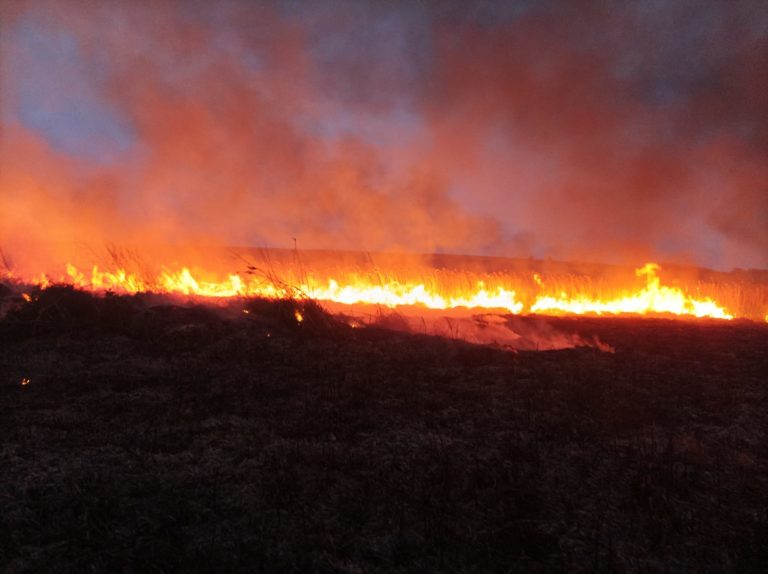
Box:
(6, 259, 744, 321)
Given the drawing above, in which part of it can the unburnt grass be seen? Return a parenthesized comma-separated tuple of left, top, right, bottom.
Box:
(0, 286, 767, 573)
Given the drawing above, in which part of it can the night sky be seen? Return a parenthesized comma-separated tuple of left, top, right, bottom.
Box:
(1, 0, 766, 270)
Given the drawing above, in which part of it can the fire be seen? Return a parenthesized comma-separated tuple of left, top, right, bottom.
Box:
(59, 264, 526, 313)
(530, 263, 733, 319)
(304, 279, 524, 314)
(6, 259, 743, 321)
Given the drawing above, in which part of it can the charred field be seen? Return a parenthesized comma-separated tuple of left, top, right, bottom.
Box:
(1, 287, 767, 573)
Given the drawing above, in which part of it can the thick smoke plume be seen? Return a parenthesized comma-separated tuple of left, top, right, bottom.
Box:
(1, 0, 766, 273)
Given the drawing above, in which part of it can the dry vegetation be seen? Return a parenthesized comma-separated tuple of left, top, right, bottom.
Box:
(0, 286, 767, 572)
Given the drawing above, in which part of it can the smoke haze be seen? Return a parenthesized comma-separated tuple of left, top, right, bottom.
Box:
(1, 0, 766, 271)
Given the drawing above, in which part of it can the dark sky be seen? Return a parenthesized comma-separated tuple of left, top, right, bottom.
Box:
(1, 0, 767, 270)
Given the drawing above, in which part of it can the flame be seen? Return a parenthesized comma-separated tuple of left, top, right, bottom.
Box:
(530, 263, 733, 319)
(305, 279, 524, 314)
(6, 260, 741, 320)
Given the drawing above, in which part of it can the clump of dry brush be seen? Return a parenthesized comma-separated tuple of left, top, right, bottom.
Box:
(0, 281, 346, 346)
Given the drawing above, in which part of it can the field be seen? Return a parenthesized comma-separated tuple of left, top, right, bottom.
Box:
(1, 287, 767, 572)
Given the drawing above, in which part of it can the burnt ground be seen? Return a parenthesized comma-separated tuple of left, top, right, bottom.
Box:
(0, 287, 767, 573)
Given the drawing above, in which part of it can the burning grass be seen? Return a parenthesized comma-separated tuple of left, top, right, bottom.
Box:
(5, 246, 768, 322)
(0, 282, 614, 352)
(0, 287, 767, 572)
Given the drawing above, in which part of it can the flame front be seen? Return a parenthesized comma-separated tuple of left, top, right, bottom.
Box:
(10, 260, 745, 320)
(530, 264, 732, 319)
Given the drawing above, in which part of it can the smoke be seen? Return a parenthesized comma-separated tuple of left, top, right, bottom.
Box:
(423, 0, 768, 268)
(1, 0, 766, 273)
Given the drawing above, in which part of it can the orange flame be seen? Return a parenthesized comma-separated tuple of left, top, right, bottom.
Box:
(7, 260, 740, 320)
(530, 263, 732, 319)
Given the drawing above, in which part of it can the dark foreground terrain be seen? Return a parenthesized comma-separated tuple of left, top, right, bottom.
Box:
(1, 287, 767, 573)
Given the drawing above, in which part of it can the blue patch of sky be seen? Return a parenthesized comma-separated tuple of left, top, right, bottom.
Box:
(9, 12, 135, 165)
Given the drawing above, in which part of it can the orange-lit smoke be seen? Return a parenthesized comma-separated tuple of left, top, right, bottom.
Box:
(0, 1, 500, 275)
(1, 1, 766, 297)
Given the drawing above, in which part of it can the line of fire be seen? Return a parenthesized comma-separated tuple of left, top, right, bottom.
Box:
(2, 245, 767, 323)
